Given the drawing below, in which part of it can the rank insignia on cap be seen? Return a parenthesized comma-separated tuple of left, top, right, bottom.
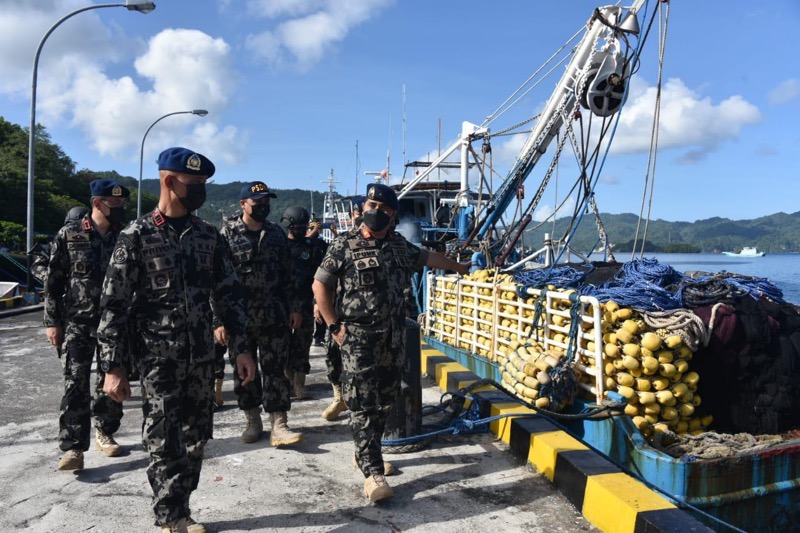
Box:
(112, 185, 122, 197)
(187, 153, 202, 172)
(368, 187, 376, 199)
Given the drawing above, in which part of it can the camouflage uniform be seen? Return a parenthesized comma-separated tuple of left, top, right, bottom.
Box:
(44, 214, 124, 453)
(287, 237, 324, 375)
(96, 210, 249, 526)
(314, 225, 427, 476)
(217, 214, 300, 412)
(213, 342, 227, 380)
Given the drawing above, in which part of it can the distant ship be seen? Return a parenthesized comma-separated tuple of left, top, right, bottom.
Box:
(722, 246, 766, 257)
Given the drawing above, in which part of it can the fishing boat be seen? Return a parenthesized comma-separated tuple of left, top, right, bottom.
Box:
(379, 1, 800, 531)
(722, 246, 766, 257)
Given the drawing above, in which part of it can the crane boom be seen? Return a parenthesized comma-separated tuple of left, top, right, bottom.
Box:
(476, 1, 646, 240)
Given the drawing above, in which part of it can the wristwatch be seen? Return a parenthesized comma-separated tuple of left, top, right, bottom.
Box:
(328, 320, 342, 335)
(100, 360, 120, 373)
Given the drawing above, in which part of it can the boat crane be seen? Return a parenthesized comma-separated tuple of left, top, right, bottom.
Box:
(398, 0, 649, 269)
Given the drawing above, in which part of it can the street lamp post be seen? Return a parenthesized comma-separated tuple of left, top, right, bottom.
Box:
(137, 109, 208, 217)
(25, 0, 156, 300)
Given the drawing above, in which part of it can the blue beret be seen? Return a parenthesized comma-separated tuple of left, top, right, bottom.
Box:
(90, 179, 130, 198)
(366, 183, 399, 211)
(351, 196, 366, 210)
(157, 147, 215, 178)
(240, 181, 277, 200)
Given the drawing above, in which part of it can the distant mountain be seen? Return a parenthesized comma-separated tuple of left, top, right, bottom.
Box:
(523, 212, 800, 253)
(139, 179, 335, 227)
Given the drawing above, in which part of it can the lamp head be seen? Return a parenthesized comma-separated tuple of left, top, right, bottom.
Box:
(126, 0, 156, 14)
(192, 109, 209, 117)
(619, 12, 640, 35)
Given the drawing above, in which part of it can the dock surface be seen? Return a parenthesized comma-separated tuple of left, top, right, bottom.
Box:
(0, 310, 595, 532)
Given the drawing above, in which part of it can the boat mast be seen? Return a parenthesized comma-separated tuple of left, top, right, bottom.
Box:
(321, 168, 340, 224)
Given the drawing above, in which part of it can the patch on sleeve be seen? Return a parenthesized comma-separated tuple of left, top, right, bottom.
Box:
(322, 256, 336, 272)
(113, 246, 129, 264)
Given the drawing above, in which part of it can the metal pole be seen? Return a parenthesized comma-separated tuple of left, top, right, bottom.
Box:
(25, 1, 156, 298)
(137, 109, 207, 218)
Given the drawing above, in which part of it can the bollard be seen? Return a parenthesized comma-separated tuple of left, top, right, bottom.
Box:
(383, 318, 422, 446)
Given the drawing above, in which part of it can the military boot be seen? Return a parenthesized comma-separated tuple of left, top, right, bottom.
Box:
(95, 429, 121, 457)
(185, 517, 207, 533)
(364, 474, 394, 502)
(321, 384, 347, 421)
(293, 372, 310, 400)
(214, 378, 224, 407)
(160, 517, 188, 533)
(269, 412, 302, 447)
(57, 449, 84, 471)
(241, 407, 263, 443)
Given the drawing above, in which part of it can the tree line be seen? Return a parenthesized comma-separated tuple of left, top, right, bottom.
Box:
(0, 117, 333, 250)
(2, 116, 798, 254)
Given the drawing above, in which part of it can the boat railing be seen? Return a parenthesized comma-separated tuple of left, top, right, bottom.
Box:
(425, 271, 605, 403)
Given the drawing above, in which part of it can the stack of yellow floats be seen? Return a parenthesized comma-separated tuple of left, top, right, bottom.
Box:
(426, 268, 713, 439)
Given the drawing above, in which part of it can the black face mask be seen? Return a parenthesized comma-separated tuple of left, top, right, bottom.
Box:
(289, 228, 307, 239)
(178, 183, 206, 212)
(250, 203, 270, 222)
(362, 209, 392, 232)
(106, 206, 126, 226)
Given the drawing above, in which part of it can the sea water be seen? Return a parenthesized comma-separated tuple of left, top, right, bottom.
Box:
(619, 253, 800, 306)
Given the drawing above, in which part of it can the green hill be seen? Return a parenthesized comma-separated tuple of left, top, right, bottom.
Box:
(523, 212, 800, 254)
(1, 116, 798, 253)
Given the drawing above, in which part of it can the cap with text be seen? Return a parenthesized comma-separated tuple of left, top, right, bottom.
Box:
(240, 181, 277, 200)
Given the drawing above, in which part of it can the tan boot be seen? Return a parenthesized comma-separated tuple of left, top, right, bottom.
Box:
(241, 407, 263, 443)
(57, 449, 84, 471)
(160, 518, 189, 533)
(321, 384, 347, 421)
(214, 378, 224, 407)
(352, 455, 396, 476)
(364, 474, 394, 502)
(185, 517, 207, 533)
(269, 411, 302, 447)
(95, 429, 121, 457)
(293, 372, 310, 400)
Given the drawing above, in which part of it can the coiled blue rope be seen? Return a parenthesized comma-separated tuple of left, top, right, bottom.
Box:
(509, 258, 784, 311)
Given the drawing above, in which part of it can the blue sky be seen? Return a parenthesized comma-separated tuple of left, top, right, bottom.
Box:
(1, 0, 798, 223)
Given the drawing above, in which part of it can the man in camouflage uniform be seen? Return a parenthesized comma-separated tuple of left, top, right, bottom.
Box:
(44, 179, 130, 471)
(97, 147, 256, 533)
(282, 206, 324, 400)
(312, 183, 469, 503)
(308, 218, 329, 347)
(214, 181, 303, 447)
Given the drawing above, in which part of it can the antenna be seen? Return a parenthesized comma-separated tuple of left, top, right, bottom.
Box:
(387, 115, 392, 183)
(402, 84, 407, 173)
(320, 168, 341, 222)
(355, 140, 359, 195)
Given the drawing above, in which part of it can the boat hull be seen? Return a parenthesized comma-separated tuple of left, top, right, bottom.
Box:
(424, 335, 800, 532)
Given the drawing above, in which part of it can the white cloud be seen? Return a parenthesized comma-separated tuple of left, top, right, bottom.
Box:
(245, 0, 393, 70)
(0, 2, 245, 166)
(0, 0, 126, 95)
(246, 0, 328, 18)
(768, 78, 800, 105)
(612, 77, 762, 159)
(533, 196, 576, 223)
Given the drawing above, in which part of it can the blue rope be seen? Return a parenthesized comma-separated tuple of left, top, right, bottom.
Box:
(508, 258, 785, 311)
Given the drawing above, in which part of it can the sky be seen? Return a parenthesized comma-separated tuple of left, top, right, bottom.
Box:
(0, 0, 798, 223)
